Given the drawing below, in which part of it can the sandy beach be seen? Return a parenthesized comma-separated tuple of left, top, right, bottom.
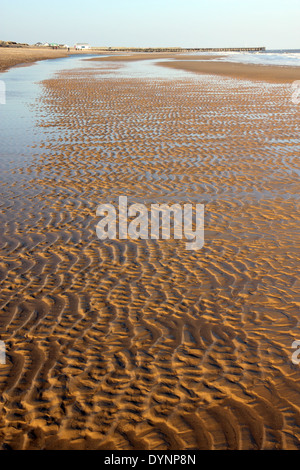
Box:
(0, 47, 71, 72)
(1, 49, 299, 84)
(88, 53, 224, 62)
(159, 59, 300, 84)
(0, 54, 299, 450)
(0, 48, 222, 73)
(89, 53, 300, 83)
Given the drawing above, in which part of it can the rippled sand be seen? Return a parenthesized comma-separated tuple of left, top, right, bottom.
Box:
(0, 60, 299, 450)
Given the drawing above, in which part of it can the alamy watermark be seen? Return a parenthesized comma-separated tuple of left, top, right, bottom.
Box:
(0, 80, 6, 105)
(291, 341, 300, 365)
(96, 196, 204, 250)
(0, 341, 5, 365)
(291, 81, 300, 105)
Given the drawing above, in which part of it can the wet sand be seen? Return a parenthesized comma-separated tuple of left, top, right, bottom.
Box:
(0, 59, 300, 450)
(2, 49, 299, 85)
(0, 49, 220, 73)
(89, 53, 300, 83)
(159, 60, 300, 84)
(88, 53, 224, 62)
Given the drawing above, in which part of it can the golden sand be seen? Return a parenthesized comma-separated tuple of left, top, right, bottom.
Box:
(88, 53, 224, 62)
(89, 53, 300, 83)
(159, 60, 300, 84)
(0, 48, 219, 73)
(0, 59, 299, 449)
(0, 47, 70, 72)
(2, 49, 298, 85)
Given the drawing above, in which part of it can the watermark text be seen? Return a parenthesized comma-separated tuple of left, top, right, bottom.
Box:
(96, 196, 204, 250)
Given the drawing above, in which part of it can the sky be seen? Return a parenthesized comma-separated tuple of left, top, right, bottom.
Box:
(1, 0, 299, 49)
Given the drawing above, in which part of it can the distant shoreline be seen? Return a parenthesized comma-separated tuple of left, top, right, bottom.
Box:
(0, 46, 104, 72)
(89, 46, 266, 52)
(1, 46, 299, 84)
(0, 45, 266, 72)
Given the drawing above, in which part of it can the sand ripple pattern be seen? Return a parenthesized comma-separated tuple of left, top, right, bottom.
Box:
(0, 63, 300, 449)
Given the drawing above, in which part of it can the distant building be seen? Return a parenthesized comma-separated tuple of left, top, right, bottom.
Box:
(74, 43, 91, 50)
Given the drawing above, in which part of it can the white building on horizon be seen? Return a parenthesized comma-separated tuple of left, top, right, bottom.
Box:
(74, 43, 91, 50)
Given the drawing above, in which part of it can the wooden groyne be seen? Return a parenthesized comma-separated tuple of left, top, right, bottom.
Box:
(92, 47, 266, 53)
